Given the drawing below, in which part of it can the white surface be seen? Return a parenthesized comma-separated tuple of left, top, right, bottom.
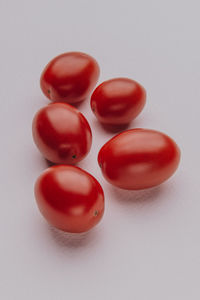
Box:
(0, 0, 200, 299)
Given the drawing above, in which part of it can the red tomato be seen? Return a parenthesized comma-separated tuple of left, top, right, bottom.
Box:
(91, 78, 146, 125)
(32, 103, 92, 164)
(35, 165, 104, 233)
(98, 129, 181, 190)
(40, 52, 100, 104)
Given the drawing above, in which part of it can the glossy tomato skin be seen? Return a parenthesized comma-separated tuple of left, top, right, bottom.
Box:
(40, 52, 100, 104)
(35, 165, 104, 233)
(98, 129, 181, 190)
(91, 78, 146, 125)
(32, 103, 92, 164)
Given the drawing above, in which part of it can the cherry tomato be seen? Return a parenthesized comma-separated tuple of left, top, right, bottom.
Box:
(40, 52, 100, 104)
(34, 165, 104, 233)
(32, 103, 92, 164)
(98, 129, 181, 190)
(91, 78, 146, 125)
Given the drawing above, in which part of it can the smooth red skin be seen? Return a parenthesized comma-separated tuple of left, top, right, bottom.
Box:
(34, 165, 104, 233)
(91, 78, 146, 125)
(32, 103, 92, 164)
(40, 52, 100, 104)
(98, 129, 181, 190)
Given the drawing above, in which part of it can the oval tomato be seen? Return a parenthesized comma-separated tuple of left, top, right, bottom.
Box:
(40, 52, 100, 104)
(32, 103, 92, 164)
(98, 129, 181, 190)
(91, 78, 146, 125)
(34, 165, 104, 233)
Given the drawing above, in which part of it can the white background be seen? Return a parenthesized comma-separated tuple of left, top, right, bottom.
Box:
(0, 0, 200, 299)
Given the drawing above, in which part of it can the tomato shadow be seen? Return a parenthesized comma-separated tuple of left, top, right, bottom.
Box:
(45, 158, 78, 168)
(109, 184, 165, 207)
(45, 159, 56, 167)
(48, 225, 100, 248)
(100, 123, 130, 133)
(94, 118, 143, 134)
(69, 99, 87, 110)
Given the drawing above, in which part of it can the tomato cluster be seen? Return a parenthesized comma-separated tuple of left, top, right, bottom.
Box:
(33, 52, 181, 233)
